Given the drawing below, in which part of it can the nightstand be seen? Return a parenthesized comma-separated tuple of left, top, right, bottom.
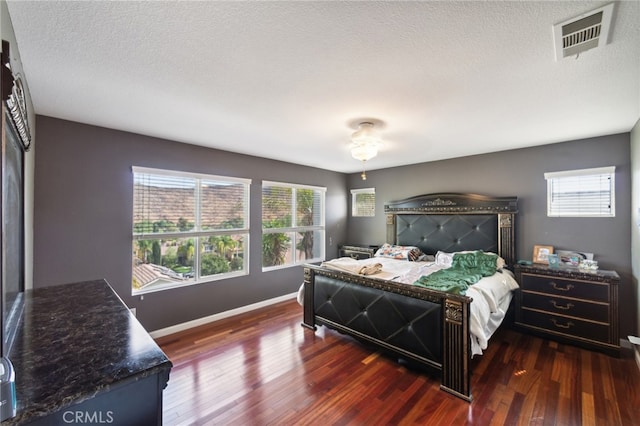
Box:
(338, 244, 379, 260)
(514, 263, 620, 356)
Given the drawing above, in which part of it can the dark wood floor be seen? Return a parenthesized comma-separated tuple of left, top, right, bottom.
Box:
(156, 299, 640, 425)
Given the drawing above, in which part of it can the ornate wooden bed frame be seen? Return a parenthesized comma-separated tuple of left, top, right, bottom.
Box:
(302, 193, 518, 401)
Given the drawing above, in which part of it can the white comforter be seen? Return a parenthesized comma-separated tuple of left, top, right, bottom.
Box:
(298, 256, 519, 356)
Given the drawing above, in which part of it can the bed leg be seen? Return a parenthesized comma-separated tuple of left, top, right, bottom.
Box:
(301, 322, 316, 331)
(301, 267, 317, 331)
(440, 298, 472, 402)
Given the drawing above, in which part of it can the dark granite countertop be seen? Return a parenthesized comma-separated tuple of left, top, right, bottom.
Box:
(4, 280, 172, 425)
(514, 263, 620, 282)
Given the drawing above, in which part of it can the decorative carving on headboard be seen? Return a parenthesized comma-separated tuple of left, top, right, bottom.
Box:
(385, 193, 518, 215)
(422, 198, 456, 207)
(499, 214, 512, 228)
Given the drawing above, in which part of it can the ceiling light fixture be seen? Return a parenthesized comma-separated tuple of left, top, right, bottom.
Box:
(350, 121, 382, 180)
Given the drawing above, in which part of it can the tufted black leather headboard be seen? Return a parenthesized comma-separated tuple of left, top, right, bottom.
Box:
(385, 193, 518, 267)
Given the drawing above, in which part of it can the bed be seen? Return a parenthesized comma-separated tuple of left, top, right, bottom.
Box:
(300, 193, 518, 401)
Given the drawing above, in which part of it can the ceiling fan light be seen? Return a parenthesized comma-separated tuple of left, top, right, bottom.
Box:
(350, 144, 378, 162)
(351, 122, 380, 145)
(349, 121, 383, 180)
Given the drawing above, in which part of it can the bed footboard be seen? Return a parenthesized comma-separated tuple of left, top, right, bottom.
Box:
(302, 265, 473, 401)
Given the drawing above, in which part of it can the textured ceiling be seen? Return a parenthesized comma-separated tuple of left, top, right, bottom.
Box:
(6, 1, 640, 173)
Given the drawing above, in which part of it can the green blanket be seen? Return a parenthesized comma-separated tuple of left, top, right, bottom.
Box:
(413, 251, 498, 295)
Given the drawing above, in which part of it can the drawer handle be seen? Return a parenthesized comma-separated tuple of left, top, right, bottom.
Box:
(550, 318, 574, 329)
(550, 300, 574, 310)
(350, 254, 359, 259)
(550, 281, 574, 292)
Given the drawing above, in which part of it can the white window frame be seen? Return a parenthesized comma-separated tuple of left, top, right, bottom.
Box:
(544, 166, 615, 217)
(262, 181, 326, 271)
(132, 166, 251, 294)
(351, 187, 376, 217)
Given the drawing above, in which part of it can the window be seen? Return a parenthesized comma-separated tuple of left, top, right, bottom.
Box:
(544, 166, 615, 217)
(351, 188, 375, 217)
(132, 167, 250, 294)
(262, 181, 325, 269)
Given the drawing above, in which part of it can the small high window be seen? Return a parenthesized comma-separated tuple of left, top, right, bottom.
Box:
(351, 188, 375, 217)
(544, 166, 615, 217)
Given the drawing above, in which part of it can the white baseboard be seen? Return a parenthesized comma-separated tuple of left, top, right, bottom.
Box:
(149, 292, 298, 339)
(635, 345, 640, 373)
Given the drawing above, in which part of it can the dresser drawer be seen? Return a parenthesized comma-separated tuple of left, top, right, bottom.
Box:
(520, 309, 610, 343)
(520, 273, 609, 302)
(521, 292, 609, 323)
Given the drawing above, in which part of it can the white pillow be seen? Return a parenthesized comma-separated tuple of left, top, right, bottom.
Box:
(434, 251, 456, 267)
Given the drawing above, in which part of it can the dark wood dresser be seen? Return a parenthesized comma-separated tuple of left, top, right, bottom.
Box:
(5, 280, 172, 425)
(338, 244, 379, 259)
(514, 264, 620, 356)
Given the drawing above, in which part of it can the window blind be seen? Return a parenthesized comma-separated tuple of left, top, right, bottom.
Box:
(544, 166, 615, 217)
(133, 167, 250, 236)
(131, 166, 250, 294)
(262, 181, 326, 269)
(133, 172, 196, 235)
(351, 188, 375, 217)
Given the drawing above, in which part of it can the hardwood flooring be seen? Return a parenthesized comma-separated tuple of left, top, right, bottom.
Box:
(156, 299, 640, 425)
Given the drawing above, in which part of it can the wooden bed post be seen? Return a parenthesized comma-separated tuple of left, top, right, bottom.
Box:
(301, 267, 317, 330)
(386, 213, 395, 244)
(498, 213, 516, 267)
(440, 298, 472, 401)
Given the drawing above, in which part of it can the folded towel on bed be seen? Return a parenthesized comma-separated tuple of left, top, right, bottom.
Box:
(358, 263, 383, 275)
(321, 258, 387, 277)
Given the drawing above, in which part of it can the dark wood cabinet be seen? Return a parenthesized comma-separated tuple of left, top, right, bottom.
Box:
(6, 280, 172, 425)
(514, 264, 620, 356)
(338, 244, 379, 260)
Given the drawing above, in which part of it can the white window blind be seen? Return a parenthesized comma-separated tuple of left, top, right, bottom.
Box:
(351, 188, 375, 217)
(262, 181, 325, 269)
(544, 166, 615, 217)
(132, 166, 250, 294)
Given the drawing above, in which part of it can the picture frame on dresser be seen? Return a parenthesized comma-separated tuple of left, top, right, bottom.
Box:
(532, 245, 553, 264)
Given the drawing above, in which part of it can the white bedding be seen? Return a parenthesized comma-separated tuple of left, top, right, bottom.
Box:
(298, 256, 519, 356)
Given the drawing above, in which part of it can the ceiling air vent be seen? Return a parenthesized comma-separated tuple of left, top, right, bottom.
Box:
(553, 3, 615, 61)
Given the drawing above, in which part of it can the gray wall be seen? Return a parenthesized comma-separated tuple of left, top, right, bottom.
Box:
(33, 116, 347, 331)
(347, 134, 635, 337)
(34, 116, 635, 338)
(631, 118, 640, 337)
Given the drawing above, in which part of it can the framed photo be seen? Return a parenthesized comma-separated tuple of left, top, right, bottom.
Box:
(533, 245, 554, 264)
